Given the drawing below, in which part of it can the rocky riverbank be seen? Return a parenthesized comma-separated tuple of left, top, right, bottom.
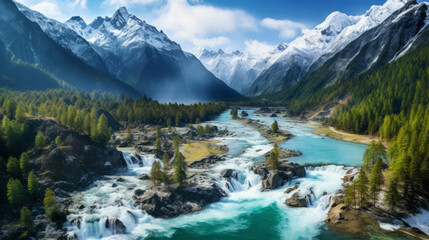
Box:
(325, 167, 429, 239)
(134, 174, 227, 218)
(0, 118, 128, 240)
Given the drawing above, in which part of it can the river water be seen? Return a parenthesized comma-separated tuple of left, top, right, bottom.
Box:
(65, 110, 416, 240)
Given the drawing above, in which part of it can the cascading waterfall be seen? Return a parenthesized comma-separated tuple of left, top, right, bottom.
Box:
(65, 110, 368, 240)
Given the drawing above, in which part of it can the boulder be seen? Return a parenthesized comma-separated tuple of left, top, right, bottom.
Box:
(134, 174, 226, 218)
(262, 171, 284, 190)
(221, 169, 234, 178)
(285, 192, 308, 207)
(189, 155, 225, 168)
(105, 217, 127, 235)
(138, 174, 150, 180)
(284, 183, 299, 194)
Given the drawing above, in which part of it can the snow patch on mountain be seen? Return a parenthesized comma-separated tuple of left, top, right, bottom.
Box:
(15, 2, 107, 71)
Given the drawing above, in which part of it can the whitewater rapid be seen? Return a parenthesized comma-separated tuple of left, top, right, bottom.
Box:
(65, 110, 366, 240)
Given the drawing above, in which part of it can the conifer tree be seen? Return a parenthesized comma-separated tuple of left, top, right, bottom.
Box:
(356, 170, 368, 208)
(15, 104, 26, 123)
(155, 138, 161, 151)
(344, 182, 357, 210)
(385, 178, 399, 210)
(55, 136, 61, 146)
(162, 153, 170, 184)
(28, 171, 39, 199)
(231, 107, 238, 119)
(150, 160, 163, 185)
(271, 120, 279, 133)
(20, 207, 33, 229)
(173, 149, 187, 185)
(368, 159, 384, 207)
(84, 113, 91, 135)
(7, 156, 20, 178)
(95, 114, 109, 145)
(173, 135, 180, 150)
(155, 126, 162, 139)
(19, 152, 30, 180)
(188, 132, 193, 140)
(126, 126, 132, 141)
(44, 188, 59, 221)
(7, 178, 24, 209)
(35, 131, 46, 150)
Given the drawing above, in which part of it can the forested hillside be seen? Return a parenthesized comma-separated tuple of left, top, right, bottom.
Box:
(274, 44, 429, 203)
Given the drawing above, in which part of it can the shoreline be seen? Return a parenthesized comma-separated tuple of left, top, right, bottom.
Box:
(312, 124, 380, 145)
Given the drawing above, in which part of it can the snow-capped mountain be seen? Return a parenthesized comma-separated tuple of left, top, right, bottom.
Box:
(291, 0, 428, 96)
(64, 7, 239, 101)
(191, 44, 287, 93)
(0, 0, 140, 97)
(15, 2, 108, 72)
(245, 0, 408, 96)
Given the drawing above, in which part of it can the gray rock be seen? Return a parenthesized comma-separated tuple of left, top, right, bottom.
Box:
(105, 217, 126, 235)
(285, 192, 308, 207)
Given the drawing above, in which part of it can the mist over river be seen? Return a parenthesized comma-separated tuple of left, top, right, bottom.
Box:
(65, 110, 415, 240)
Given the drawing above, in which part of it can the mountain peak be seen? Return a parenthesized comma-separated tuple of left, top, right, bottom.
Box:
(65, 16, 87, 29)
(111, 6, 129, 29)
(89, 16, 104, 29)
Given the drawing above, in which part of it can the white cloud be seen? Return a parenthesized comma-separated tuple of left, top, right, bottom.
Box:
(261, 18, 307, 39)
(31, 1, 64, 20)
(153, 0, 257, 50)
(244, 40, 274, 57)
(103, 0, 158, 7)
(71, 0, 87, 8)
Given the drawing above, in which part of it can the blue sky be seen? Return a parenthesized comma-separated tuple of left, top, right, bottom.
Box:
(16, 0, 392, 53)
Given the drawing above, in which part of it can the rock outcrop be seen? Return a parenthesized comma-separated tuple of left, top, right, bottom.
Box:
(31, 119, 128, 191)
(252, 161, 306, 190)
(134, 174, 226, 218)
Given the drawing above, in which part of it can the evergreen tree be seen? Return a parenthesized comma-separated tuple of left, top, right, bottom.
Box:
(362, 141, 386, 171)
(126, 126, 132, 141)
(188, 132, 193, 140)
(344, 182, 357, 210)
(83, 113, 91, 135)
(55, 136, 61, 146)
(7, 178, 24, 209)
(385, 178, 399, 210)
(231, 107, 238, 119)
(7, 156, 20, 178)
(368, 159, 384, 207)
(173, 149, 187, 185)
(150, 160, 163, 185)
(19, 152, 30, 180)
(155, 138, 161, 151)
(196, 125, 204, 135)
(95, 114, 109, 145)
(35, 131, 46, 150)
(20, 207, 33, 229)
(44, 188, 59, 221)
(271, 120, 279, 133)
(173, 135, 180, 150)
(162, 152, 170, 170)
(28, 171, 39, 199)
(155, 126, 162, 139)
(356, 170, 368, 208)
(15, 104, 27, 123)
(162, 153, 170, 184)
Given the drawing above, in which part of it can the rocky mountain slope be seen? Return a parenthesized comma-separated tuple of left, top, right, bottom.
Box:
(192, 44, 287, 94)
(283, 1, 428, 98)
(64, 7, 240, 102)
(0, 0, 140, 97)
(244, 0, 408, 96)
